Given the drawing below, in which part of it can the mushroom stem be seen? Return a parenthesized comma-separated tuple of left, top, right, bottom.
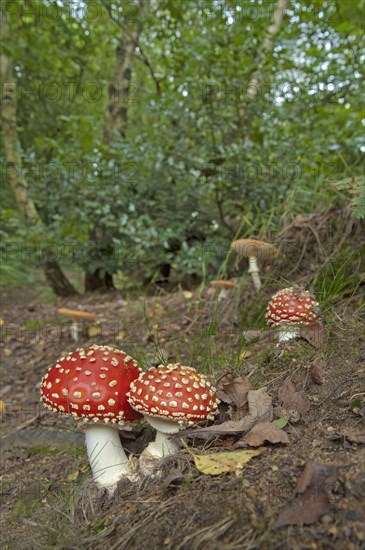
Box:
(278, 327, 300, 342)
(84, 424, 134, 490)
(147, 430, 181, 457)
(144, 415, 181, 458)
(70, 321, 79, 342)
(247, 256, 262, 291)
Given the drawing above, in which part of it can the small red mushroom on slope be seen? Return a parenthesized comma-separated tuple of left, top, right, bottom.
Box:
(40, 345, 142, 491)
(127, 364, 219, 467)
(266, 287, 320, 343)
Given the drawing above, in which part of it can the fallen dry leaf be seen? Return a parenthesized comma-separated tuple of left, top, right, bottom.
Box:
(237, 421, 290, 447)
(192, 449, 263, 476)
(274, 488, 328, 528)
(329, 430, 365, 445)
(300, 321, 326, 348)
(87, 325, 101, 337)
(273, 460, 337, 529)
(0, 400, 6, 420)
(179, 387, 273, 438)
(242, 329, 275, 344)
(310, 362, 325, 385)
(217, 376, 253, 420)
(278, 380, 310, 417)
(296, 460, 337, 494)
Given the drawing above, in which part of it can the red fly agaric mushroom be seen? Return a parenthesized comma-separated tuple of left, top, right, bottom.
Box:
(127, 364, 219, 466)
(40, 344, 142, 490)
(266, 287, 320, 342)
(230, 238, 278, 291)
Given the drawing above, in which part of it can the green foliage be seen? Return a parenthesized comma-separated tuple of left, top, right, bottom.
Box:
(332, 176, 365, 219)
(0, 204, 36, 286)
(2, 0, 364, 288)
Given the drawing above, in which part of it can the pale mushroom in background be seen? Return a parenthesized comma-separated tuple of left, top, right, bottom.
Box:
(56, 307, 97, 342)
(230, 238, 278, 291)
(209, 279, 237, 301)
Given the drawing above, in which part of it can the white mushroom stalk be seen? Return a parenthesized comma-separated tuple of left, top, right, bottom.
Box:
(278, 326, 300, 343)
(84, 424, 134, 489)
(143, 416, 181, 458)
(247, 256, 262, 291)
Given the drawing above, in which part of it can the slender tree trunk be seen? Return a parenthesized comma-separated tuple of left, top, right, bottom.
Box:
(103, 17, 144, 142)
(84, 0, 146, 292)
(221, 0, 288, 147)
(0, 7, 78, 296)
(243, 0, 288, 106)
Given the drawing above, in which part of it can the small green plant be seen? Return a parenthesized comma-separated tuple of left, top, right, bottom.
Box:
(311, 253, 361, 309)
(332, 176, 365, 219)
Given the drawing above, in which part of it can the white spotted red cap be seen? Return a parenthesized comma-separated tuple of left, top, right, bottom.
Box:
(266, 287, 320, 343)
(266, 287, 320, 327)
(127, 363, 219, 425)
(40, 344, 142, 424)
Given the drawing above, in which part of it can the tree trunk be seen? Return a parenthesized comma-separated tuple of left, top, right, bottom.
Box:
(223, 0, 289, 145)
(85, 0, 146, 291)
(103, 16, 144, 142)
(0, 7, 78, 297)
(85, 269, 116, 292)
(43, 260, 79, 297)
(242, 0, 289, 106)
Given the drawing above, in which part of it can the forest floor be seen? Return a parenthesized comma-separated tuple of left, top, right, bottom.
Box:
(1, 211, 364, 549)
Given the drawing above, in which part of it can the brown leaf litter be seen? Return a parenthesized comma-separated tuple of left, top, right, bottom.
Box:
(216, 376, 253, 420)
(179, 387, 273, 438)
(273, 460, 337, 529)
(236, 420, 290, 448)
(277, 379, 310, 417)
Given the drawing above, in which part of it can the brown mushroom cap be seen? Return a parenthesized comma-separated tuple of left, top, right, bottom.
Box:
(57, 308, 97, 320)
(231, 239, 278, 261)
(210, 279, 237, 288)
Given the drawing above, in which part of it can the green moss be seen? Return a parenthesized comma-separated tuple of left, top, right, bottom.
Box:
(28, 444, 62, 456)
(23, 319, 55, 330)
